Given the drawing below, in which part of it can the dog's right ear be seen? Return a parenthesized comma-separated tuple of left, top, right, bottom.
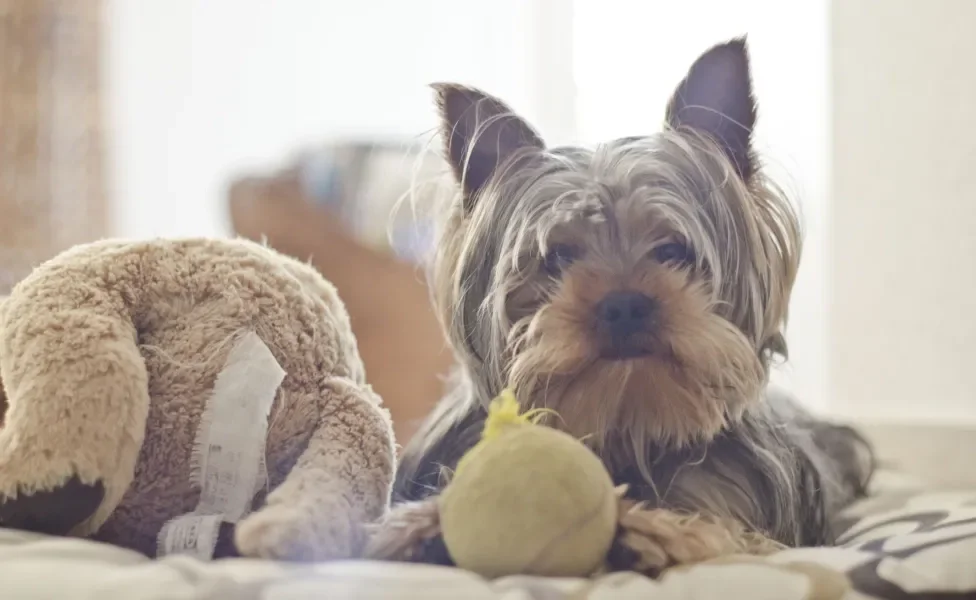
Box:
(432, 83, 545, 212)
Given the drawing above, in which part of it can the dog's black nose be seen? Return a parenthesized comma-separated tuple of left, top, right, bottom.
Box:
(595, 291, 657, 336)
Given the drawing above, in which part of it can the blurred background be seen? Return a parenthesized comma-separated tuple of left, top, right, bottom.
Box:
(2, 0, 973, 450)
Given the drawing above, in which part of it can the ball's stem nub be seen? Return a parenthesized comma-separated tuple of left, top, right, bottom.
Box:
(481, 388, 556, 442)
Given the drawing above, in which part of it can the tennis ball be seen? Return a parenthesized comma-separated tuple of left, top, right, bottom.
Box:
(438, 423, 617, 578)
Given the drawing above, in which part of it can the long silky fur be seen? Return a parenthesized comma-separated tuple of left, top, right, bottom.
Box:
(396, 41, 875, 549)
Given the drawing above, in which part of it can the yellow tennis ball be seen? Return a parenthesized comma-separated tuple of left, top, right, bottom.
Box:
(438, 423, 618, 578)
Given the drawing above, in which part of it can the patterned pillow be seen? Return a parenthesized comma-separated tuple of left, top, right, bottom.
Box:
(829, 489, 976, 597)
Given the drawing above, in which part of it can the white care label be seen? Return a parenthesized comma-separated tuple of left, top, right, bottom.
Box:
(159, 514, 223, 558)
(157, 331, 286, 560)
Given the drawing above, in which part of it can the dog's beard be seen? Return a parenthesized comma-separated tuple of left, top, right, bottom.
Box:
(507, 261, 766, 470)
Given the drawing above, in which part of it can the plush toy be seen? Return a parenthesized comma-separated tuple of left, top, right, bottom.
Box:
(367, 390, 781, 578)
(0, 238, 396, 561)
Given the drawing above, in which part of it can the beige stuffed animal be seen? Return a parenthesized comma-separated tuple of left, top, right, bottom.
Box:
(0, 238, 395, 561)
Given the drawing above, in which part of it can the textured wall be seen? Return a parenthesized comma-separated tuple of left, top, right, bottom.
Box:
(0, 0, 107, 292)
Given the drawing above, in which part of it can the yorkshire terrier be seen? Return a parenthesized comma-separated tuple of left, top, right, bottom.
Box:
(393, 37, 874, 563)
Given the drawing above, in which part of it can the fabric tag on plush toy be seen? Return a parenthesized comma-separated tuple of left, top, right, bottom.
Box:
(157, 331, 285, 559)
(158, 514, 224, 559)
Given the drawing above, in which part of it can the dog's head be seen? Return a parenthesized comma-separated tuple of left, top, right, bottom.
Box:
(429, 38, 801, 467)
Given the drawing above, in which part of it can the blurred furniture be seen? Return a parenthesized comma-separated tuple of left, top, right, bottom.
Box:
(227, 142, 453, 448)
(0, 0, 108, 294)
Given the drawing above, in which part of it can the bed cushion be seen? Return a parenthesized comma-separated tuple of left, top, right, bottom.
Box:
(3, 486, 975, 599)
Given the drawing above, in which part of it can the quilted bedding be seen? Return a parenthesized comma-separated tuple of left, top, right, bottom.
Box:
(3, 481, 975, 600)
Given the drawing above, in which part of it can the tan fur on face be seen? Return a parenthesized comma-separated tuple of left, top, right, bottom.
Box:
(505, 183, 766, 454)
(427, 132, 798, 470)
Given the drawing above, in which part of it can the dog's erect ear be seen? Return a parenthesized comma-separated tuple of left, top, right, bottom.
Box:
(433, 83, 545, 211)
(665, 37, 757, 180)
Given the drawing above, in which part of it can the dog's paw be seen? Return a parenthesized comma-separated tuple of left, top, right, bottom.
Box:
(234, 500, 362, 562)
(613, 504, 783, 576)
(0, 474, 104, 535)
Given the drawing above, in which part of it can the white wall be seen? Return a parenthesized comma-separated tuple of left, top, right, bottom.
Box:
(103, 0, 544, 239)
(573, 0, 830, 411)
(830, 0, 976, 425)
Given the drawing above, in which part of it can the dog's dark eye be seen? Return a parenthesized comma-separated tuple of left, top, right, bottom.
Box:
(543, 243, 580, 276)
(652, 242, 694, 265)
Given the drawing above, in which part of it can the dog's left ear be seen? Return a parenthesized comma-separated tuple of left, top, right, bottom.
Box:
(666, 37, 757, 180)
